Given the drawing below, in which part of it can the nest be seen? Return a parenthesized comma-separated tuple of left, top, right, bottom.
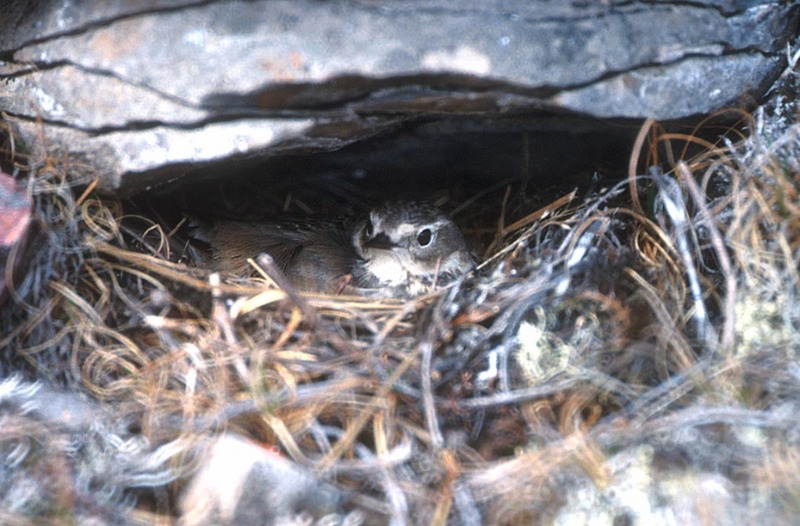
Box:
(2, 97, 800, 525)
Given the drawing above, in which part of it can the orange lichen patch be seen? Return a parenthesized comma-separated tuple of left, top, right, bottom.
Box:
(87, 23, 144, 63)
(259, 50, 306, 82)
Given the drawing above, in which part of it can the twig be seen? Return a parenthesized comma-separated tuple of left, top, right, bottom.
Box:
(678, 162, 737, 357)
(421, 340, 444, 448)
(251, 255, 362, 356)
(317, 349, 419, 473)
(255, 254, 317, 325)
(479, 189, 577, 267)
(208, 272, 251, 386)
(652, 167, 718, 352)
(455, 374, 635, 410)
(628, 117, 655, 214)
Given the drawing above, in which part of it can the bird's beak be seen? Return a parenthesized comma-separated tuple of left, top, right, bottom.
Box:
(364, 232, 396, 250)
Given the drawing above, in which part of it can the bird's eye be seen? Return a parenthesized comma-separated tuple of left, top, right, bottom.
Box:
(417, 228, 432, 247)
(365, 219, 374, 239)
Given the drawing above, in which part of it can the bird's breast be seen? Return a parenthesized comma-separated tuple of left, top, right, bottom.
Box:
(362, 251, 408, 286)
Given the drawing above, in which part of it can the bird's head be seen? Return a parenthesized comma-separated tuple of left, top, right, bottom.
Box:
(354, 202, 474, 290)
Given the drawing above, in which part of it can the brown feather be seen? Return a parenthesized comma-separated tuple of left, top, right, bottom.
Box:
(191, 218, 362, 294)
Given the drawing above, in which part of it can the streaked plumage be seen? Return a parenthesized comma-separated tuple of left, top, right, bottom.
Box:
(190, 202, 474, 297)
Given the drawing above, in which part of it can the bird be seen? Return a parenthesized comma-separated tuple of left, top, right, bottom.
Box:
(189, 201, 475, 298)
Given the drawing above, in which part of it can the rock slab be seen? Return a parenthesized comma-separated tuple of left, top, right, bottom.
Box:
(0, 0, 797, 193)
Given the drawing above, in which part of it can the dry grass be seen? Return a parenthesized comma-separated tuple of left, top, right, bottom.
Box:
(1, 92, 800, 524)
